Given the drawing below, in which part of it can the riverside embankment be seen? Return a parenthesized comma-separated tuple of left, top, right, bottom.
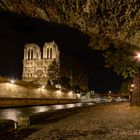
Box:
(0, 98, 79, 108)
(1, 102, 140, 140)
(0, 77, 79, 107)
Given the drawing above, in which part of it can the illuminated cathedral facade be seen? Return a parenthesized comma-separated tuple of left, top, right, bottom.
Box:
(22, 41, 59, 85)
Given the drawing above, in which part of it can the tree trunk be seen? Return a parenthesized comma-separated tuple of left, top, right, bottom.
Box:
(131, 72, 140, 106)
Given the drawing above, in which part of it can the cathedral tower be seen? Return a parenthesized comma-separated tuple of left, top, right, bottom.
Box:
(43, 41, 59, 61)
(24, 43, 41, 60)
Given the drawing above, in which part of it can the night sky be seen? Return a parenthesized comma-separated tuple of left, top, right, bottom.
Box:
(0, 11, 123, 93)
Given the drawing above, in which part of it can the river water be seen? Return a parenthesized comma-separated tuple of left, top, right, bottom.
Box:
(0, 103, 94, 122)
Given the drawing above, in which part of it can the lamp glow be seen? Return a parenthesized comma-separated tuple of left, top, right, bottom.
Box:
(10, 79, 15, 84)
(131, 84, 135, 88)
(136, 53, 140, 59)
(134, 52, 140, 60)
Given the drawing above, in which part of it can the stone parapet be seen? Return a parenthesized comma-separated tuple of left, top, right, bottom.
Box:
(0, 98, 79, 108)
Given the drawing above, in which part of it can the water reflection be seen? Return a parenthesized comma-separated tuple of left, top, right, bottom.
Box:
(75, 103, 83, 107)
(51, 105, 65, 110)
(65, 104, 76, 108)
(1, 109, 21, 121)
(32, 106, 50, 113)
(86, 103, 94, 105)
(0, 103, 94, 122)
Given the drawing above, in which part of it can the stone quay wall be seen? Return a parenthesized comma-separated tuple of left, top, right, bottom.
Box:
(0, 82, 78, 107)
(0, 98, 79, 108)
(0, 83, 77, 99)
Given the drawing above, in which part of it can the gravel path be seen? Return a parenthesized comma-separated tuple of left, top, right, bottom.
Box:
(24, 102, 140, 140)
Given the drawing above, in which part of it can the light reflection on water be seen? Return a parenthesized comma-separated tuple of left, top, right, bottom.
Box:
(51, 105, 65, 110)
(0, 106, 53, 122)
(0, 103, 93, 122)
(75, 103, 83, 107)
(86, 103, 94, 105)
(65, 104, 76, 108)
(1, 109, 21, 121)
(32, 106, 50, 113)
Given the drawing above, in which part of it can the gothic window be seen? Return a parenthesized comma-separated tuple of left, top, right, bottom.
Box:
(50, 48, 52, 59)
(47, 48, 49, 59)
(31, 49, 33, 59)
(27, 49, 34, 59)
(28, 49, 30, 59)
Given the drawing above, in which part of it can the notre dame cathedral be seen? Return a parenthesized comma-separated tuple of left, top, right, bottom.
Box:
(22, 40, 88, 91)
(22, 41, 59, 85)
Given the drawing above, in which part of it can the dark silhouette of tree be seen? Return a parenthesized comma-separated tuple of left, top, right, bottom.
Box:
(47, 59, 60, 82)
(56, 76, 71, 90)
(103, 43, 138, 79)
(60, 54, 88, 92)
(46, 59, 60, 89)
(120, 81, 130, 96)
(104, 42, 140, 106)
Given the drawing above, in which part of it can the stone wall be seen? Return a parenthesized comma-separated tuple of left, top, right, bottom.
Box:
(0, 98, 79, 108)
(0, 83, 77, 99)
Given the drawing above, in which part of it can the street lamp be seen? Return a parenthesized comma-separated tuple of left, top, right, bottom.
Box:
(130, 84, 135, 88)
(135, 52, 140, 59)
(129, 84, 135, 101)
(55, 84, 61, 90)
(41, 85, 45, 89)
(130, 84, 135, 92)
(56, 90, 61, 100)
(10, 79, 15, 84)
(134, 52, 140, 64)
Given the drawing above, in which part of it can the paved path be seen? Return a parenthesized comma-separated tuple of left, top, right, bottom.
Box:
(23, 102, 140, 140)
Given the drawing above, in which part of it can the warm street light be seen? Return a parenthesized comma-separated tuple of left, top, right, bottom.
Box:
(136, 53, 140, 59)
(130, 84, 135, 88)
(55, 84, 61, 89)
(56, 90, 62, 100)
(10, 79, 15, 84)
(130, 84, 135, 92)
(134, 52, 140, 61)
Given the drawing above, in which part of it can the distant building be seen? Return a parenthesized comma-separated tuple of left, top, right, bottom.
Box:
(22, 41, 59, 85)
(22, 41, 88, 91)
